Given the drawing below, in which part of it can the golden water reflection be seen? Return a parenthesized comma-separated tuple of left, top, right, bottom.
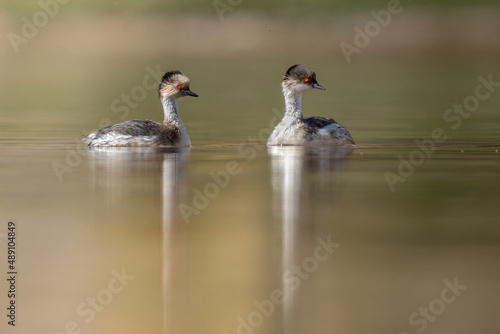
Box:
(88, 147, 189, 334)
(269, 146, 352, 334)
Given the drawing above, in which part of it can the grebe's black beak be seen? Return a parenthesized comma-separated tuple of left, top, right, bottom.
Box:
(184, 89, 199, 97)
(312, 82, 325, 90)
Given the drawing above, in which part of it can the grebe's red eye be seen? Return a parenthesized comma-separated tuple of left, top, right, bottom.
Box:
(304, 78, 309, 82)
(176, 85, 181, 89)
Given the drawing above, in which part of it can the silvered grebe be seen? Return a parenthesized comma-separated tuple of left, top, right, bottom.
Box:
(85, 70, 198, 147)
(267, 64, 354, 146)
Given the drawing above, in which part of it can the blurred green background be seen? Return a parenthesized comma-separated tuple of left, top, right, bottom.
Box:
(2, 0, 500, 15)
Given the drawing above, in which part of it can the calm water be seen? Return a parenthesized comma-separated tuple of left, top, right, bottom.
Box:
(1, 58, 500, 334)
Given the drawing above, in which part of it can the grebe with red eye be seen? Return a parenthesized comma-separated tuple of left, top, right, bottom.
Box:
(84, 70, 198, 147)
(267, 64, 354, 146)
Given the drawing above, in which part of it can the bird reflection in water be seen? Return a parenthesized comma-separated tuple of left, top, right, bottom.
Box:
(87, 147, 189, 334)
(268, 145, 352, 334)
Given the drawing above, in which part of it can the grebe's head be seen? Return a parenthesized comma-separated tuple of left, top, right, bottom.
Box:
(159, 70, 198, 99)
(282, 64, 325, 93)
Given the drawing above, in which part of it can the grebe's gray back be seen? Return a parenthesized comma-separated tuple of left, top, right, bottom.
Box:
(85, 70, 198, 148)
(267, 64, 354, 146)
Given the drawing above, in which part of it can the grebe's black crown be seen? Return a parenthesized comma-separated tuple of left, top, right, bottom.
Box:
(284, 64, 316, 82)
(161, 70, 183, 83)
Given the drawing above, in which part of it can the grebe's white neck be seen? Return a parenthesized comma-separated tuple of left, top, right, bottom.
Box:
(161, 97, 183, 126)
(282, 87, 304, 121)
(160, 96, 191, 146)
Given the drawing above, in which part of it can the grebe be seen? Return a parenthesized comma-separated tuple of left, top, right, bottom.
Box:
(267, 64, 354, 146)
(85, 70, 198, 147)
